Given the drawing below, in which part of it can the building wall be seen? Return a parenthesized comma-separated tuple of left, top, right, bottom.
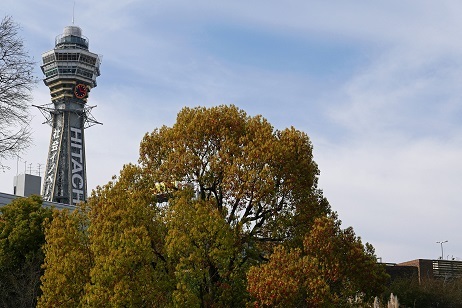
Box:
(13, 174, 41, 197)
(386, 265, 418, 281)
(397, 259, 462, 282)
(399, 259, 434, 282)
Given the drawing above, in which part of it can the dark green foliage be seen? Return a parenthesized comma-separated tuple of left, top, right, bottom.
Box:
(382, 277, 462, 307)
(0, 195, 52, 307)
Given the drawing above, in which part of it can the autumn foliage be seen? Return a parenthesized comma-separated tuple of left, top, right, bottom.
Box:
(38, 105, 387, 307)
(247, 215, 388, 307)
(38, 208, 91, 307)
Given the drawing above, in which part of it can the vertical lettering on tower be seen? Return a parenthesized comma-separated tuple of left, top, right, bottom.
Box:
(70, 127, 85, 205)
(43, 125, 62, 201)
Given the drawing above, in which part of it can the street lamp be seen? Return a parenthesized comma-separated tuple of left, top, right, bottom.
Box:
(436, 240, 448, 260)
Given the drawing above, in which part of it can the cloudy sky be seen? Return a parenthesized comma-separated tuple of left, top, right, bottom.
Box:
(1, 1, 461, 263)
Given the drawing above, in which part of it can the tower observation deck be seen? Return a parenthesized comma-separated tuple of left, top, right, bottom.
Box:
(36, 25, 101, 205)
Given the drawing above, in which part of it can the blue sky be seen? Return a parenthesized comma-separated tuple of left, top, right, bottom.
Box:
(1, 1, 462, 263)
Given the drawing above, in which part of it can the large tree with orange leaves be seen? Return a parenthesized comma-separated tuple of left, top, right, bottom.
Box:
(40, 105, 386, 306)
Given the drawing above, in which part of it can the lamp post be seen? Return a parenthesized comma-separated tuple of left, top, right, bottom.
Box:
(437, 240, 448, 260)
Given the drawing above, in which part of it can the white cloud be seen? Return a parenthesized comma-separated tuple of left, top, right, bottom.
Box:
(314, 135, 462, 262)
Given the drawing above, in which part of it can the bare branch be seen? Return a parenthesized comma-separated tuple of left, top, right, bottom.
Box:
(0, 15, 37, 167)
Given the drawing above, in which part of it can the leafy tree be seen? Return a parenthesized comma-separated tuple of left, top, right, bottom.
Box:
(302, 215, 388, 303)
(82, 164, 172, 307)
(0, 195, 52, 308)
(247, 245, 308, 307)
(40, 105, 387, 306)
(166, 191, 244, 307)
(247, 215, 389, 307)
(0, 16, 36, 167)
(38, 208, 91, 307)
(140, 105, 329, 255)
(39, 165, 173, 307)
(138, 105, 331, 305)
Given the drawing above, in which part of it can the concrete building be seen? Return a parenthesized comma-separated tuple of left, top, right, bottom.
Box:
(13, 174, 41, 197)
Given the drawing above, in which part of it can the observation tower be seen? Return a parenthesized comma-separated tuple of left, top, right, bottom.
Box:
(36, 25, 101, 205)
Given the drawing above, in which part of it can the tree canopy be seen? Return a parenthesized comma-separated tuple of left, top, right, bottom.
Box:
(139, 105, 330, 250)
(38, 207, 91, 307)
(247, 215, 388, 307)
(40, 105, 387, 306)
(0, 195, 52, 307)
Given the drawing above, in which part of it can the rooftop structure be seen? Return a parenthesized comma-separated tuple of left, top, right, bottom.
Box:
(13, 174, 41, 197)
(386, 259, 462, 283)
(0, 192, 76, 211)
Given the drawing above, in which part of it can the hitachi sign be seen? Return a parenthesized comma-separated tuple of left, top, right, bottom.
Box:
(70, 127, 84, 205)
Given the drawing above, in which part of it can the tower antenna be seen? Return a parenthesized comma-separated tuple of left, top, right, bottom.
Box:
(72, 1, 75, 25)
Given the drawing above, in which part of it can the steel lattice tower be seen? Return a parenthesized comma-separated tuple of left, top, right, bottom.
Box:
(36, 25, 101, 205)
